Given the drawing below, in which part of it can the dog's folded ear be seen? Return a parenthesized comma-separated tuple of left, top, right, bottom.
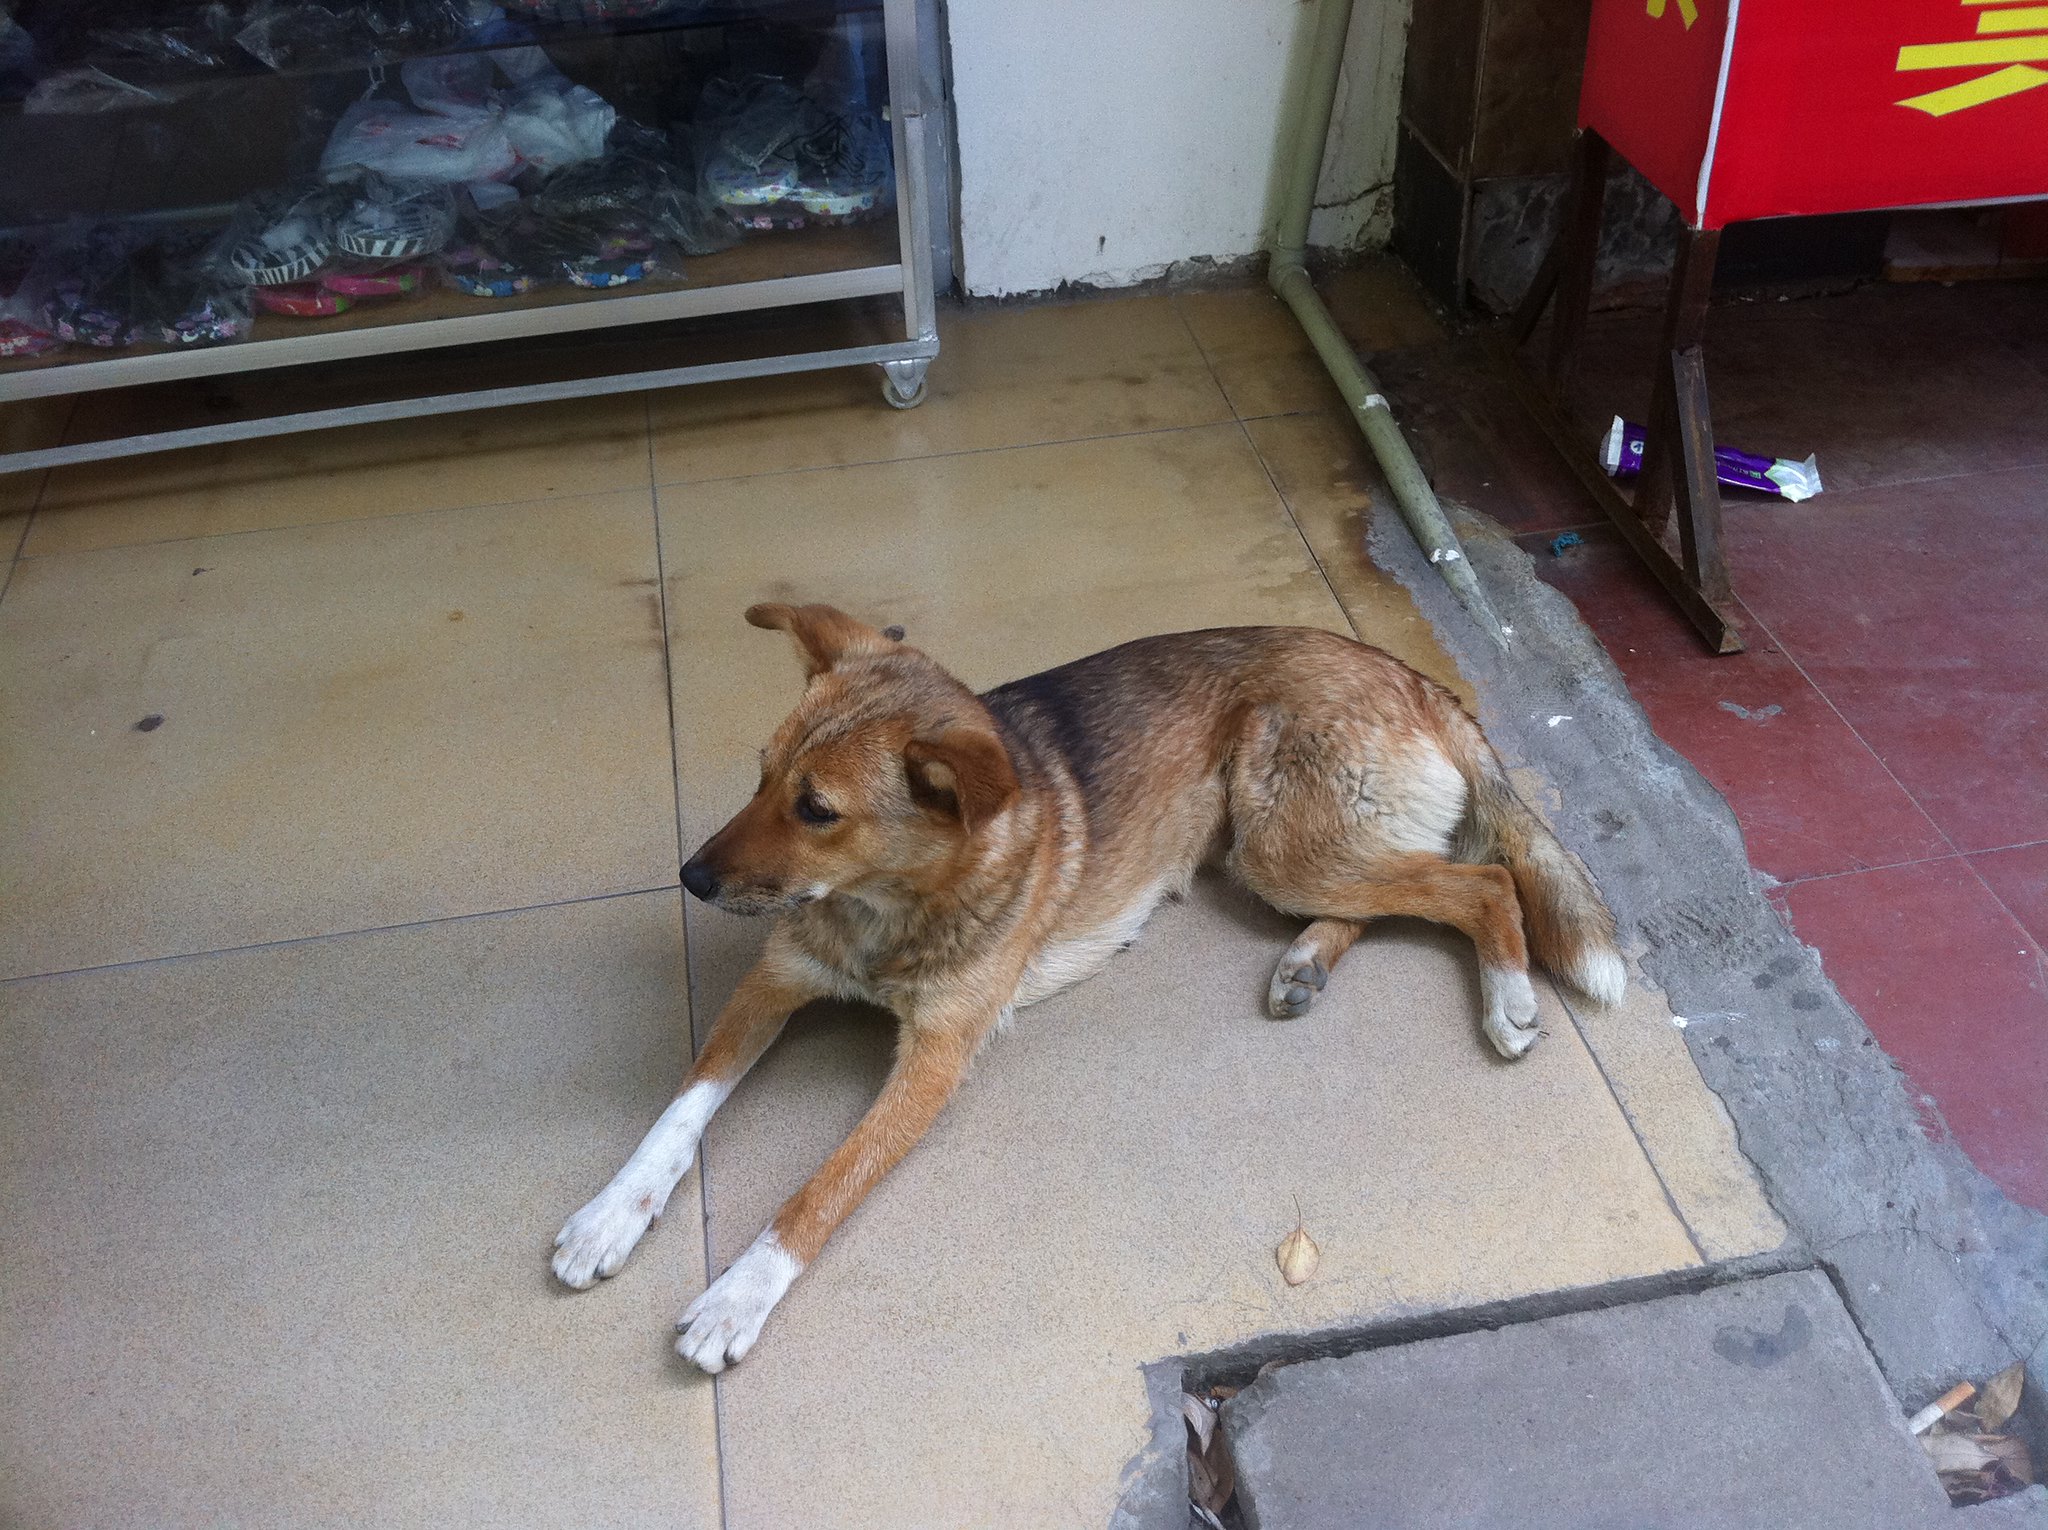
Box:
(904, 726, 1020, 833)
(745, 603, 902, 678)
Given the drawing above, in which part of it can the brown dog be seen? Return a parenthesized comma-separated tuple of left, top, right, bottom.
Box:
(553, 604, 1624, 1370)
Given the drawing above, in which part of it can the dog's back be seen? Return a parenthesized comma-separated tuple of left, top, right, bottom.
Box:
(984, 626, 1622, 1030)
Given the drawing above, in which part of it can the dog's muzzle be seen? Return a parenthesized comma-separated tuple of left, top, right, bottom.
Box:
(680, 858, 793, 915)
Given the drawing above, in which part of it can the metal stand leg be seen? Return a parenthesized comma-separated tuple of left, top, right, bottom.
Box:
(879, 357, 930, 409)
(1493, 130, 1745, 655)
(1635, 228, 1732, 607)
(1543, 131, 1611, 389)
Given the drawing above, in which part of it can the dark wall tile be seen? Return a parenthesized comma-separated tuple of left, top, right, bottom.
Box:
(1401, 0, 1488, 173)
(1471, 0, 1591, 179)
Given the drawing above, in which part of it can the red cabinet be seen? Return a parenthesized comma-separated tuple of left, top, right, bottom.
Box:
(1580, 0, 2048, 228)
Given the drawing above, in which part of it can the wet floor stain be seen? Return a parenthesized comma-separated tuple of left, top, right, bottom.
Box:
(1718, 701, 1784, 724)
(1712, 1302, 1812, 1368)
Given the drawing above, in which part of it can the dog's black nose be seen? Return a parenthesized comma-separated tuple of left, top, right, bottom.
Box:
(680, 859, 720, 902)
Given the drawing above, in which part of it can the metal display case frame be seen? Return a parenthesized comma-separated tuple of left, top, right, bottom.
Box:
(0, 0, 940, 478)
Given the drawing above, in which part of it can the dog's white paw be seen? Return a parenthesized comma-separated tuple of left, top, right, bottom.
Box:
(1267, 939, 1330, 1020)
(552, 1189, 660, 1290)
(676, 1232, 800, 1374)
(1481, 966, 1541, 1060)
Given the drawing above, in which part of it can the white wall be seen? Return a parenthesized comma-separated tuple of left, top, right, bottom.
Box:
(946, 0, 1412, 298)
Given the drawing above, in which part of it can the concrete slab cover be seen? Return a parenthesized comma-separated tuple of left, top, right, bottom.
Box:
(1223, 1269, 1952, 1530)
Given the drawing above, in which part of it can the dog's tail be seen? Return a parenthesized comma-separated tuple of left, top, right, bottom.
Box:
(1441, 712, 1626, 1006)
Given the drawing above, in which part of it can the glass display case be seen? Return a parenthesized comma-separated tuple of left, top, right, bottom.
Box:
(0, 0, 939, 475)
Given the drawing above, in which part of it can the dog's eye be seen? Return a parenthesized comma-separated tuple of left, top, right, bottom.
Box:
(794, 792, 840, 827)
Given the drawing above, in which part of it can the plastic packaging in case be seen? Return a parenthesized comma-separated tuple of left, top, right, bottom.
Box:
(321, 261, 429, 299)
(255, 283, 353, 317)
(0, 232, 60, 358)
(222, 184, 348, 286)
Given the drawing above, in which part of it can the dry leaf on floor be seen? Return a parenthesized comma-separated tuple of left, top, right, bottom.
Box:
(1189, 1448, 1233, 1517)
(1277, 1226, 1319, 1286)
(1919, 1364, 2034, 1509)
(1916, 1368, 2031, 1507)
(1943, 1462, 2033, 1508)
(1924, 1430, 1996, 1474)
(1183, 1392, 1236, 1519)
(1977, 1362, 2025, 1432)
(1181, 1394, 1216, 1454)
(1983, 1434, 2034, 1485)
(1277, 1198, 1319, 1286)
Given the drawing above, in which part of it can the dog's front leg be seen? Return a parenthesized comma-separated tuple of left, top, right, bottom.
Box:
(675, 1007, 988, 1372)
(552, 945, 823, 1290)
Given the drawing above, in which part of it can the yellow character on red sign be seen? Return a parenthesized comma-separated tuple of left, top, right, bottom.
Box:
(1896, 3, 2048, 116)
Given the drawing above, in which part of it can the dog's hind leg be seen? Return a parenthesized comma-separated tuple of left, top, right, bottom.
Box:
(552, 940, 825, 1291)
(677, 1007, 987, 1372)
(1268, 917, 1364, 1018)
(1250, 853, 1539, 1059)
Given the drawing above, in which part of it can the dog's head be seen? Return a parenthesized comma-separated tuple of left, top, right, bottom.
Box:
(680, 603, 1021, 915)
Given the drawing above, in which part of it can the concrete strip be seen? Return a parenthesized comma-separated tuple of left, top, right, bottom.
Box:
(1222, 1269, 1952, 1530)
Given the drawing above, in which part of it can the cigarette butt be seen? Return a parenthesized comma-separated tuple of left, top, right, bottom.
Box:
(1909, 1381, 1977, 1434)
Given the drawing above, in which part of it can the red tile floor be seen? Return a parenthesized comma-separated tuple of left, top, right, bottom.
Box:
(1383, 278, 2048, 1212)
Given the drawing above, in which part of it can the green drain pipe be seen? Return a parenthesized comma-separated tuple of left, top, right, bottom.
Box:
(1268, 0, 1510, 647)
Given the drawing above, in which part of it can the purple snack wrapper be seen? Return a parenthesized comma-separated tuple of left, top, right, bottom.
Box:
(1600, 416, 1821, 502)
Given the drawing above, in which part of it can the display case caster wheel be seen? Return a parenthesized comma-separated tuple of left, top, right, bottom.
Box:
(879, 359, 930, 409)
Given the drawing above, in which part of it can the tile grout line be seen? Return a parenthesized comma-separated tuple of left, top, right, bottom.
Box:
(0, 882, 682, 988)
(1730, 601, 2048, 1135)
(1811, 450, 2048, 501)
(1238, 419, 1368, 647)
(1956, 833, 2048, 861)
(1544, 568, 1977, 888)
(643, 400, 688, 888)
(10, 417, 1251, 568)
(1956, 854, 2048, 977)
(654, 412, 1244, 494)
(0, 506, 27, 606)
(1770, 833, 2048, 894)
(0, 395, 75, 604)
(1165, 289, 1257, 426)
(645, 394, 732, 1530)
(1511, 519, 1616, 546)
(1736, 601, 1968, 865)
(1769, 849, 1963, 893)
(1233, 405, 1332, 425)
(1553, 984, 1713, 1266)
(12, 474, 651, 564)
(1765, 822, 2048, 1196)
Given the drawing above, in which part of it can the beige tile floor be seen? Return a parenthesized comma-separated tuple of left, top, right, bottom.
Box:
(0, 269, 1783, 1528)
